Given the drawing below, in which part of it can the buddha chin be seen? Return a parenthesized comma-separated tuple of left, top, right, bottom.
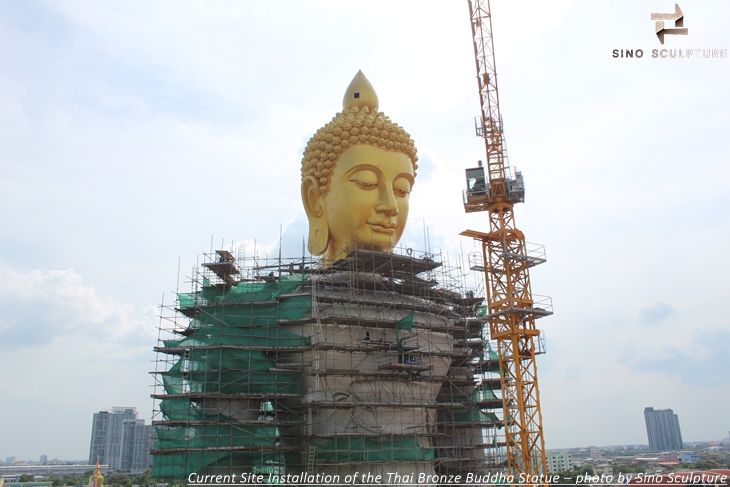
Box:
(300, 71, 418, 263)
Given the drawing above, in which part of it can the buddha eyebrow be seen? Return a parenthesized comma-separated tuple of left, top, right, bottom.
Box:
(344, 165, 383, 178)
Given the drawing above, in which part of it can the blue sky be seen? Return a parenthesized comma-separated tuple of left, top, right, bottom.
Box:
(1, 0, 728, 461)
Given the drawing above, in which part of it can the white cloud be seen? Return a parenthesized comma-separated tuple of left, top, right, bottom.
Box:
(639, 302, 676, 326)
(0, 266, 156, 349)
(0, 266, 158, 459)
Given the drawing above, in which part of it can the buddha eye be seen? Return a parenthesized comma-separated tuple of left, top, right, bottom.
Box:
(393, 187, 411, 198)
(393, 179, 412, 198)
(348, 169, 380, 190)
(352, 179, 378, 190)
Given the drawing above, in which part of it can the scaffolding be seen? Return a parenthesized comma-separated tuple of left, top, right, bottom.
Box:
(151, 245, 507, 483)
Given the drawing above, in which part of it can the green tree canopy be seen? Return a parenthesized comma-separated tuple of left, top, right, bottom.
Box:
(105, 474, 132, 487)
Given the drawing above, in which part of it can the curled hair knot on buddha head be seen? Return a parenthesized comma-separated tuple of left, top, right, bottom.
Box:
(300, 71, 418, 195)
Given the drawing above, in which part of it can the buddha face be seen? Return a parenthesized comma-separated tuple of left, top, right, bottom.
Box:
(302, 144, 414, 262)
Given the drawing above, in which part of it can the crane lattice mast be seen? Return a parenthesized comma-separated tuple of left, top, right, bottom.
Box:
(461, 0, 550, 482)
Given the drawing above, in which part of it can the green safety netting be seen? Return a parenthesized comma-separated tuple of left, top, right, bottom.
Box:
(312, 437, 435, 463)
(186, 369, 301, 394)
(396, 312, 415, 332)
(481, 348, 501, 373)
(152, 451, 296, 479)
(485, 348, 499, 361)
(443, 409, 499, 424)
(163, 323, 311, 349)
(162, 344, 306, 394)
(161, 358, 184, 395)
(153, 451, 227, 478)
(178, 275, 308, 308)
(451, 387, 500, 403)
(158, 397, 238, 422)
(153, 277, 312, 478)
(475, 388, 499, 401)
(189, 296, 312, 328)
(396, 312, 415, 353)
(156, 424, 278, 449)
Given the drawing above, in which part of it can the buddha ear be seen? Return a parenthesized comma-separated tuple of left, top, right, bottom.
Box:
(301, 176, 329, 255)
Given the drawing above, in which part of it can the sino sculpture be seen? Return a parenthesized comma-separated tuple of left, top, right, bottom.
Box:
(301, 70, 418, 261)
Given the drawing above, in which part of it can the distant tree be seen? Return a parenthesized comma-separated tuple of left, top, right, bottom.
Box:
(62, 474, 83, 486)
(576, 465, 594, 476)
(132, 471, 152, 487)
(48, 476, 63, 487)
(19, 474, 35, 482)
(693, 460, 719, 470)
(105, 474, 132, 487)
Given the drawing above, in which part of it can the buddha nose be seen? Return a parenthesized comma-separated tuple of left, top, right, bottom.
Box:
(376, 187, 399, 216)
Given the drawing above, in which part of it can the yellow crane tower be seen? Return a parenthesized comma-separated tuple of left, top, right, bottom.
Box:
(461, 0, 552, 482)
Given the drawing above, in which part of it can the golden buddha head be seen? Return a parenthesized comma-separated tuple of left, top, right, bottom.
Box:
(301, 71, 419, 262)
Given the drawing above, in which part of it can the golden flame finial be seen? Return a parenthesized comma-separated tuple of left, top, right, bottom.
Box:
(89, 460, 104, 487)
(342, 70, 378, 111)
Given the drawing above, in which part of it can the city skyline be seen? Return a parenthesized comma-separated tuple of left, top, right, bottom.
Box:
(2, 420, 727, 464)
(1, 0, 729, 460)
(3, 437, 728, 466)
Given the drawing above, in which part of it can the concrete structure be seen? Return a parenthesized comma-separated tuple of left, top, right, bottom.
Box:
(120, 420, 155, 473)
(659, 452, 679, 462)
(151, 248, 505, 479)
(546, 451, 573, 474)
(644, 407, 683, 451)
(89, 407, 154, 473)
(680, 452, 700, 463)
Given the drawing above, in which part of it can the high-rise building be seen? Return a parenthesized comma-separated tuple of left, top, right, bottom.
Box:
(89, 407, 154, 473)
(89, 411, 111, 465)
(644, 407, 683, 451)
(546, 451, 573, 474)
(120, 419, 156, 473)
(40, 455, 48, 465)
(106, 408, 137, 470)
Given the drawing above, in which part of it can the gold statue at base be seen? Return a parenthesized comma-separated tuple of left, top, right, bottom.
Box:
(301, 71, 419, 262)
(88, 461, 104, 487)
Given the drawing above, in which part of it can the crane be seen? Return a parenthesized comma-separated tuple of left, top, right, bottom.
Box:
(461, 0, 551, 482)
